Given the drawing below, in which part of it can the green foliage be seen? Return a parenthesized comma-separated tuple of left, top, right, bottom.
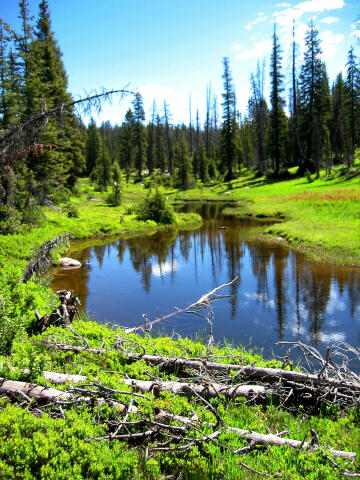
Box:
(136, 189, 176, 224)
(106, 163, 122, 207)
(0, 206, 22, 234)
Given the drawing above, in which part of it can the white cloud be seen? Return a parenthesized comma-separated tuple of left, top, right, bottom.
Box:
(320, 30, 344, 60)
(235, 40, 272, 60)
(245, 13, 268, 31)
(274, 0, 344, 27)
(320, 331, 346, 343)
(320, 16, 338, 23)
(152, 259, 179, 277)
(351, 30, 360, 40)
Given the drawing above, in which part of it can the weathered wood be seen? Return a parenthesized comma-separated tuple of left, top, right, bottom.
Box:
(22, 234, 69, 282)
(120, 378, 267, 399)
(39, 370, 267, 399)
(154, 410, 356, 460)
(0, 377, 72, 403)
(42, 371, 87, 385)
(46, 344, 360, 392)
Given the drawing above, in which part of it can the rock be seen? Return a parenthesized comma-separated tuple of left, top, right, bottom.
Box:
(57, 257, 81, 268)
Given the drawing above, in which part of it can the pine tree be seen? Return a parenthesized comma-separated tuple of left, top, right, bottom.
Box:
(146, 100, 156, 175)
(269, 25, 287, 175)
(163, 101, 173, 174)
(86, 118, 101, 175)
(249, 62, 268, 174)
(132, 92, 146, 180)
(219, 57, 237, 179)
(345, 46, 360, 158)
(331, 73, 350, 167)
(154, 114, 166, 172)
(108, 162, 122, 206)
(298, 21, 331, 176)
(175, 131, 191, 190)
(199, 139, 209, 183)
(119, 109, 134, 181)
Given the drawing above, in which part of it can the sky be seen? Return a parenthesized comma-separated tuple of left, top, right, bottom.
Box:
(2, 0, 360, 126)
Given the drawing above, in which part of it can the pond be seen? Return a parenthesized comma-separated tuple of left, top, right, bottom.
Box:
(51, 202, 360, 360)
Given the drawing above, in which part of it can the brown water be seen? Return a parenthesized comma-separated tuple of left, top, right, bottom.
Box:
(51, 202, 360, 360)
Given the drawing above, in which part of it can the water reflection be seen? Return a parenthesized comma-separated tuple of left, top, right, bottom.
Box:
(51, 202, 360, 359)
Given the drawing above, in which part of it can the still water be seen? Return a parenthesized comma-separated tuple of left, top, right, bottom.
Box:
(51, 202, 360, 359)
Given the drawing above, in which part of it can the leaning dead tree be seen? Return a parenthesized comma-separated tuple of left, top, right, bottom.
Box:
(122, 277, 237, 335)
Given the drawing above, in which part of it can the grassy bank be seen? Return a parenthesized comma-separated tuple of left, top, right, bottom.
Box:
(0, 318, 359, 479)
(170, 166, 360, 265)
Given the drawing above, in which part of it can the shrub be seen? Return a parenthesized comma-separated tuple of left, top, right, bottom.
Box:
(0, 206, 22, 234)
(66, 203, 79, 218)
(136, 190, 176, 224)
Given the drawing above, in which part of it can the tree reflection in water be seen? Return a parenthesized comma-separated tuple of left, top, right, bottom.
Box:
(51, 202, 360, 358)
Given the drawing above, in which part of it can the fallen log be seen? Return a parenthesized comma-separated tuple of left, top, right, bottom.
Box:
(22, 234, 69, 282)
(0, 377, 72, 403)
(154, 410, 356, 460)
(0, 375, 355, 462)
(44, 344, 360, 392)
(39, 370, 267, 399)
(115, 378, 267, 399)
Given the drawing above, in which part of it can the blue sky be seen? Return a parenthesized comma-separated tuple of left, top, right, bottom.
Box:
(2, 0, 360, 125)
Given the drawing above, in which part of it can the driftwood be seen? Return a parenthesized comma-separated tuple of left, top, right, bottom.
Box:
(35, 290, 80, 332)
(22, 234, 69, 282)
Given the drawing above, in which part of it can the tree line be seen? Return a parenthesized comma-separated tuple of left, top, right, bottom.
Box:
(87, 22, 360, 190)
(1, 2, 359, 216)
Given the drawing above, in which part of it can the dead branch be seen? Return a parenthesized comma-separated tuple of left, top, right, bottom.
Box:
(123, 277, 237, 334)
(35, 290, 80, 332)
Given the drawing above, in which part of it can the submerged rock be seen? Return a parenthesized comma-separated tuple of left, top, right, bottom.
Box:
(57, 257, 81, 268)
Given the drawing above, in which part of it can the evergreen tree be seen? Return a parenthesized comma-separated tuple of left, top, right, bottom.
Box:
(86, 117, 101, 175)
(298, 21, 331, 176)
(146, 100, 156, 175)
(163, 101, 173, 174)
(175, 131, 191, 189)
(331, 73, 350, 167)
(268, 25, 287, 175)
(199, 139, 209, 183)
(219, 57, 237, 179)
(108, 162, 122, 206)
(249, 62, 268, 174)
(154, 114, 166, 172)
(119, 109, 134, 181)
(345, 46, 360, 158)
(132, 92, 146, 180)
